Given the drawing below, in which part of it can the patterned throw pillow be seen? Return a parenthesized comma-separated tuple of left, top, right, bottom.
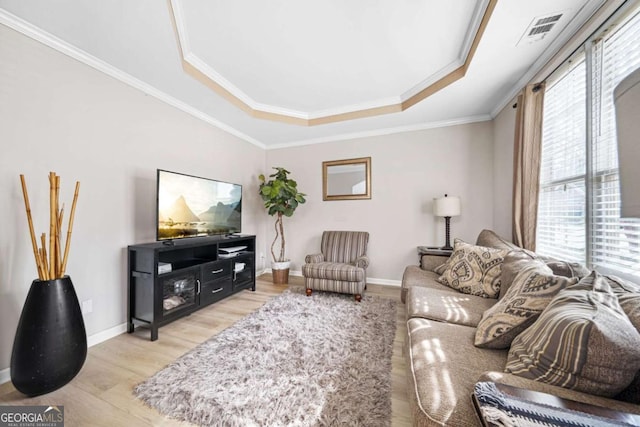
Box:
(498, 250, 538, 299)
(500, 252, 589, 301)
(436, 239, 508, 299)
(505, 271, 640, 397)
(474, 262, 578, 349)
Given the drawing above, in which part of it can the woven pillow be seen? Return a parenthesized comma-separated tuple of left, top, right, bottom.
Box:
(436, 239, 508, 299)
(474, 262, 578, 349)
(505, 271, 640, 397)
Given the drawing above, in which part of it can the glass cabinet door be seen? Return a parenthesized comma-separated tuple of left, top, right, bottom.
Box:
(232, 255, 254, 290)
(160, 268, 198, 316)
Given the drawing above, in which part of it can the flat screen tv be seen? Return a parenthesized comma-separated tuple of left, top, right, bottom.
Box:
(156, 169, 242, 241)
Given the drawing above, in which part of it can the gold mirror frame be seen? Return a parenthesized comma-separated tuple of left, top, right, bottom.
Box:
(322, 157, 371, 201)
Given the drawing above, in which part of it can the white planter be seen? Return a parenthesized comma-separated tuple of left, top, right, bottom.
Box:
(271, 261, 291, 270)
(271, 260, 291, 284)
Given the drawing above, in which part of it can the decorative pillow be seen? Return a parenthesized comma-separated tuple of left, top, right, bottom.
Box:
(475, 229, 521, 252)
(606, 274, 640, 332)
(500, 252, 589, 301)
(606, 275, 640, 404)
(474, 262, 578, 349)
(436, 239, 509, 299)
(498, 250, 538, 299)
(538, 255, 591, 280)
(505, 271, 640, 397)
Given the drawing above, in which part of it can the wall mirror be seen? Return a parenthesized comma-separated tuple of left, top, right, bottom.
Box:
(323, 157, 371, 201)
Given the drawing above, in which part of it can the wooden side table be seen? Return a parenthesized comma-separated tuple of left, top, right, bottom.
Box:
(416, 246, 453, 268)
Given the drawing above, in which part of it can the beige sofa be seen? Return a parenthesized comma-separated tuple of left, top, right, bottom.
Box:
(401, 229, 640, 426)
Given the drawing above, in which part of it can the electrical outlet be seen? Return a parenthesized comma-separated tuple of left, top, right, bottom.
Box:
(82, 299, 93, 314)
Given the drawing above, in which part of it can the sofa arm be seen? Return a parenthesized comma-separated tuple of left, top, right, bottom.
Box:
(354, 255, 369, 269)
(420, 254, 449, 272)
(305, 253, 324, 263)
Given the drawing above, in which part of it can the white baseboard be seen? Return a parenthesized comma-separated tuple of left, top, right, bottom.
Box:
(368, 278, 402, 287)
(87, 323, 128, 348)
(0, 368, 9, 385)
(1, 322, 127, 385)
(264, 268, 401, 287)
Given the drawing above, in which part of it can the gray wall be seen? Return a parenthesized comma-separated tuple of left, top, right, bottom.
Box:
(0, 25, 266, 375)
(266, 121, 496, 282)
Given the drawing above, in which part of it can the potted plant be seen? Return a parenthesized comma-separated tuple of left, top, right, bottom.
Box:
(258, 167, 306, 284)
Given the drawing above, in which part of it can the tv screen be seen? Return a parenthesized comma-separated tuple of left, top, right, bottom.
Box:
(156, 169, 242, 241)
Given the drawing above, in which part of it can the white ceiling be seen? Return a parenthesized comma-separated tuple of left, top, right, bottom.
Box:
(0, 0, 605, 148)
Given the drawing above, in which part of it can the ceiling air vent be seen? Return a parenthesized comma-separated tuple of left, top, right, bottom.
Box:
(518, 13, 564, 45)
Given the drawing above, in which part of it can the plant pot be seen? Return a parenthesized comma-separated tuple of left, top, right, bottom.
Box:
(271, 261, 290, 284)
(11, 276, 87, 396)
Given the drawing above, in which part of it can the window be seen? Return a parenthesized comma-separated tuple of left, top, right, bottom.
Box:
(537, 6, 640, 281)
(538, 57, 587, 264)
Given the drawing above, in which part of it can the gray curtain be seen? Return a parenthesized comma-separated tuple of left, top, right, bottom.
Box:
(512, 82, 545, 251)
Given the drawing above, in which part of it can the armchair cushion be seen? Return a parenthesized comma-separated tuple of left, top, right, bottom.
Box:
(302, 262, 365, 282)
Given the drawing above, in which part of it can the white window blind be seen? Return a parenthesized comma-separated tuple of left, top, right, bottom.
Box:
(590, 9, 640, 278)
(537, 58, 587, 264)
(537, 6, 640, 280)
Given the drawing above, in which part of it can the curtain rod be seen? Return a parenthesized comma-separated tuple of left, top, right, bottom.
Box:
(512, 83, 544, 108)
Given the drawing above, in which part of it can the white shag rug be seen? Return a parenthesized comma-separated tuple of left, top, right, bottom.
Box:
(134, 288, 398, 427)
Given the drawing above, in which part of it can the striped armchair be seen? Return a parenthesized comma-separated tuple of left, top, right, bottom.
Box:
(302, 231, 370, 302)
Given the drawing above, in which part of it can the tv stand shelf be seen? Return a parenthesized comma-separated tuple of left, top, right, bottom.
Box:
(127, 235, 256, 341)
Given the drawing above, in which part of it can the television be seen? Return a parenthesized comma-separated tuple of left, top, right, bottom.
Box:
(156, 169, 242, 241)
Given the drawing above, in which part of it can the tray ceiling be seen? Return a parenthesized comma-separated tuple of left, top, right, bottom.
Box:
(0, 0, 607, 147)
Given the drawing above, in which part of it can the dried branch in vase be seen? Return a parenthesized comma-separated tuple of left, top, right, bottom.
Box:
(20, 172, 80, 281)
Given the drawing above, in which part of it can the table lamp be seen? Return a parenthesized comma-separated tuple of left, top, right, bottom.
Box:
(434, 194, 461, 250)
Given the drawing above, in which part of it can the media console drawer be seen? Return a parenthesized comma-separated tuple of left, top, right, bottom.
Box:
(200, 279, 232, 306)
(201, 260, 231, 282)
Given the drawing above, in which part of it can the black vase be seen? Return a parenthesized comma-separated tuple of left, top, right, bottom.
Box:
(11, 276, 87, 396)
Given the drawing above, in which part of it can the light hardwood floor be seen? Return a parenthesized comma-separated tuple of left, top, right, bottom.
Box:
(0, 274, 411, 426)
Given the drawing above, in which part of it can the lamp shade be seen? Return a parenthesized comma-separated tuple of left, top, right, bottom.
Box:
(434, 195, 461, 217)
(614, 66, 640, 218)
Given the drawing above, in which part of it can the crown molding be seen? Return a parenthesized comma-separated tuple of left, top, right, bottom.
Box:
(0, 8, 265, 149)
(266, 114, 492, 150)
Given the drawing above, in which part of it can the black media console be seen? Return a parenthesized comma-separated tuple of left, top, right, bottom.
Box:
(127, 235, 256, 341)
